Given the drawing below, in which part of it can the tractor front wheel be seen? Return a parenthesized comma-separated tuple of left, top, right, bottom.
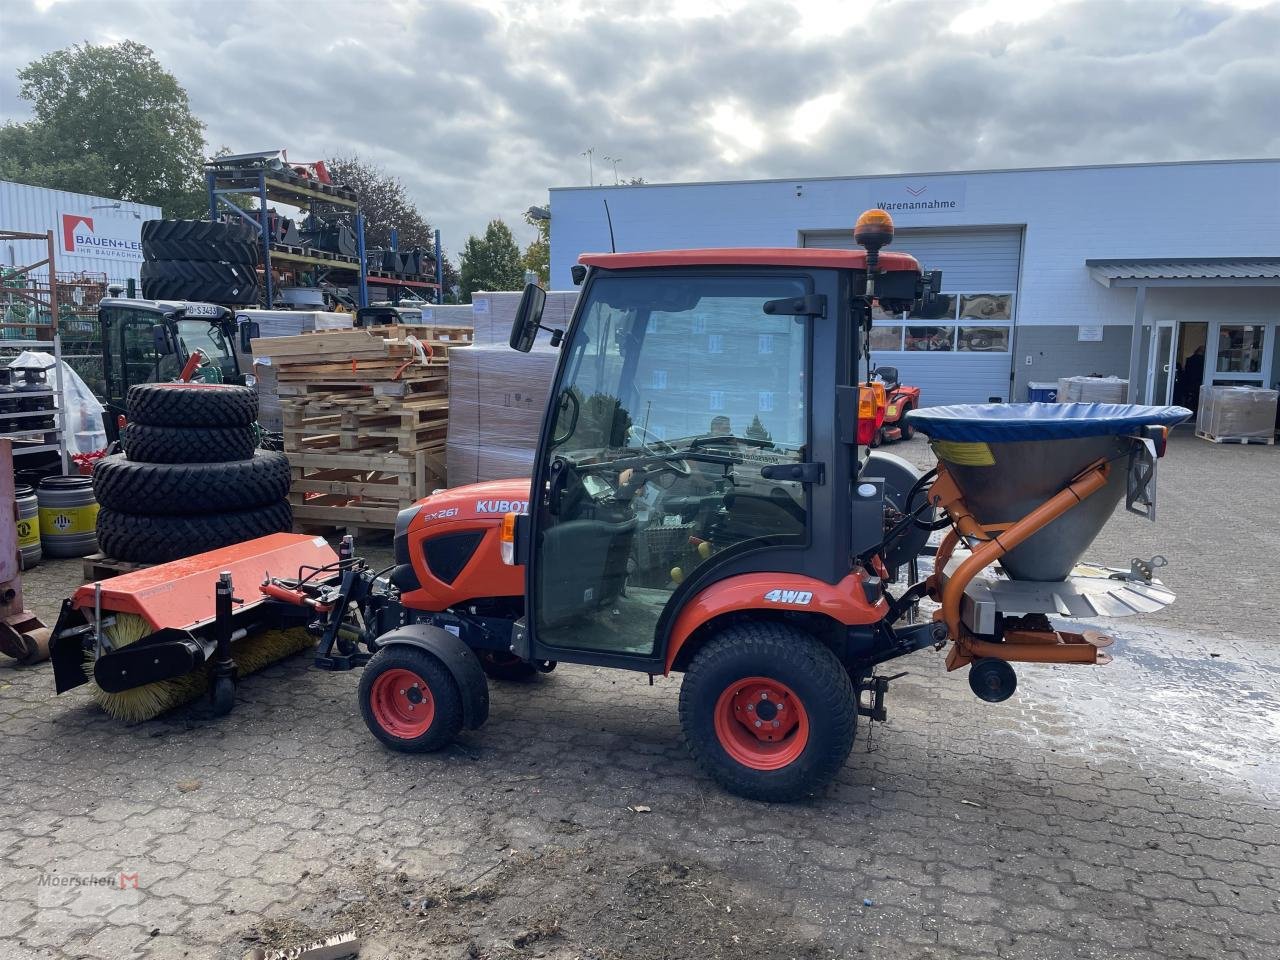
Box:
(679, 623, 856, 802)
(359, 647, 463, 752)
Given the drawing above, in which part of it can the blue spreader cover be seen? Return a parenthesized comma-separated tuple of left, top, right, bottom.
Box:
(905, 402, 1191, 442)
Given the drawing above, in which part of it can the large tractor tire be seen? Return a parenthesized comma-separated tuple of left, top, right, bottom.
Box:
(141, 219, 259, 264)
(93, 451, 289, 515)
(140, 259, 259, 305)
(121, 422, 257, 464)
(359, 646, 464, 752)
(679, 622, 857, 802)
(126, 382, 257, 428)
(96, 502, 293, 563)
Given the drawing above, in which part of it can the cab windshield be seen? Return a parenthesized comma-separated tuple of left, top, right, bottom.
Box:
(177, 319, 237, 382)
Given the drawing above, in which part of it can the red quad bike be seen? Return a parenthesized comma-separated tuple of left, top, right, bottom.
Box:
(869, 366, 921, 447)
(49, 209, 1188, 802)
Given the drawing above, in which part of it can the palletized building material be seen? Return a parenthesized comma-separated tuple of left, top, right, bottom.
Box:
(1195, 385, 1278, 443)
(1056, 375, 1129, 403)
(419, 303, 475, 327)
(469, 290, 577, 346)
(238, 309, 352, 338)
(446, 342, 558, 486)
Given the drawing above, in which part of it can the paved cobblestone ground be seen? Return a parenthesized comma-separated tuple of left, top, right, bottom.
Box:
(2, 432, 1278, 959)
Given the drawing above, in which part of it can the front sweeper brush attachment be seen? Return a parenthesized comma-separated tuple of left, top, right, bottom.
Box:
(49, 533, 338, 721)
(905, 401, 1190, 698)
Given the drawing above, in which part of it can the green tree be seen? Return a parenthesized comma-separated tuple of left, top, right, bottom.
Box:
(745, 414, 773, 443)
(0, 41, 207, 216)
(458, 219, 524, 302)
(521, 207, 550, 286)
(326, 155, 433, 249)
(325, 154, 457, 296)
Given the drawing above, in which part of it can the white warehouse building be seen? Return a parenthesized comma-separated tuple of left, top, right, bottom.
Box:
(549, 159, 1280, 407)
(1, 180, 160, 286)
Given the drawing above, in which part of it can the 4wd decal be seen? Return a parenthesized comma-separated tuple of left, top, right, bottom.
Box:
(474, 499, 528, 515)
(763, 588, 813, 605)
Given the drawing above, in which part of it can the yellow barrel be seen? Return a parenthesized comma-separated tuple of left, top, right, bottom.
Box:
(38, 476, 99, 558)
(15, 483, 41, 568)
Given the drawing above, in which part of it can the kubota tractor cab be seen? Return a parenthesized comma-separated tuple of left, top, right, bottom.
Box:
(97, 296, 260, 441)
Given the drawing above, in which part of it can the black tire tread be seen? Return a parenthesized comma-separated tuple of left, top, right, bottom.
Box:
(126, 382, 257, 428)
(679, 622, 856, 802)
(359, 646, 464, 752)
(93, 451, 289, 514)
(95, 502, 293, 563)
(121, 422, 257, 464)
(140, 259, 259, 304)
(141, 219, 260, 263)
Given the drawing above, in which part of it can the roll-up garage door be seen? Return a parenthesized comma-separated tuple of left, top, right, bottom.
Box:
(802, 226, 1023, 405)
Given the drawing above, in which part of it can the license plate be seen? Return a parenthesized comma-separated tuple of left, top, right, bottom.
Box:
(184, 303, 220, 317)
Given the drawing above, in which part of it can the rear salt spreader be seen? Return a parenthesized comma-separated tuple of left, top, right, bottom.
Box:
(49, 208, 1191, 800)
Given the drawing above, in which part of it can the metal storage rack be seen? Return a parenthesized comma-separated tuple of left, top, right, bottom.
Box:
(205, 151, 442, 309)
(1, 335, 70, 475)
(1, 228, 69, 475)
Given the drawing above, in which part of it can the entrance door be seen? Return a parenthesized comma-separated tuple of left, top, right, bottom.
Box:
(1206, 322, 1274, 388)
(1146, 323, 1176, 405)
(528, 272, 812, 662)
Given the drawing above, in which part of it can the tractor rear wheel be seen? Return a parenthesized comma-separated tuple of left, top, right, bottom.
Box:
(679, 622, 856, 802)
(900, 403, 916, 441)
(360, 647, 464, 752)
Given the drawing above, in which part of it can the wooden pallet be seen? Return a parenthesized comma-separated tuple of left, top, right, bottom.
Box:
(287, 448, 444, 530)
(81, 553, 153, 582)
(1195, 429, 1275, 445)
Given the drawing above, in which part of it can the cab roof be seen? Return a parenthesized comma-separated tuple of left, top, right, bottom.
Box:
(578, 248, 922, 272)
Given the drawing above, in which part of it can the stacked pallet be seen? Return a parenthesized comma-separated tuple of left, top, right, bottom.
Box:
(250, 325, 473, 532)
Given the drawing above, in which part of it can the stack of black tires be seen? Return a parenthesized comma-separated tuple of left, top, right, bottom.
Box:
(140, 220, 261, 305)
(93, 383, 292, 564)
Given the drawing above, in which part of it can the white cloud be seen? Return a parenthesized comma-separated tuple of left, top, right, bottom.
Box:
(1, 0, 1276, 251)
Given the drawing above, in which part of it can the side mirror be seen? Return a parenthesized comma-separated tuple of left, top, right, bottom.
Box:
(239, 320, 260, 352)
(152, 324, 175, 356)
(509, 283, 546, 353)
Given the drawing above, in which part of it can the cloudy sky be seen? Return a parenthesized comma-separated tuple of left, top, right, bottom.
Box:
(2, 0, 1277, 255)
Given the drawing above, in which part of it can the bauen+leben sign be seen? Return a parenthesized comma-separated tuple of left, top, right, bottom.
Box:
(60, 213, 144, 261)
(870, 178, 966, 214)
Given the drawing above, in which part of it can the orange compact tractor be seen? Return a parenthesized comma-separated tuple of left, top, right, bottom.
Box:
(868, 366, 922, 446)
(50, 211, 1189, 801)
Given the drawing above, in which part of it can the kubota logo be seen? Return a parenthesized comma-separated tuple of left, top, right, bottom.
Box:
(62, 213, 93, 252)
(474, 499, 528, 514)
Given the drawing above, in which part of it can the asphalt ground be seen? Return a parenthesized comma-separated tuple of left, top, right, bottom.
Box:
(2, 430, 1278, 959)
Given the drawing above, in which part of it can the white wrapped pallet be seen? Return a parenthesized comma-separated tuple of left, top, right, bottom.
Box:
(446, 341, 559, 486)
(469, 290, 577, 346)
(237, 309, 352, 338)
(1056, 375, 1129, 403)
(1196, 385, 1278, 442)
(418, 303, 475, 327)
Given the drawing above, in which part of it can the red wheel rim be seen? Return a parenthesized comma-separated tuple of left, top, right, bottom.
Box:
(369, 668, 435, 739)
(713, 676, 810, 771)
